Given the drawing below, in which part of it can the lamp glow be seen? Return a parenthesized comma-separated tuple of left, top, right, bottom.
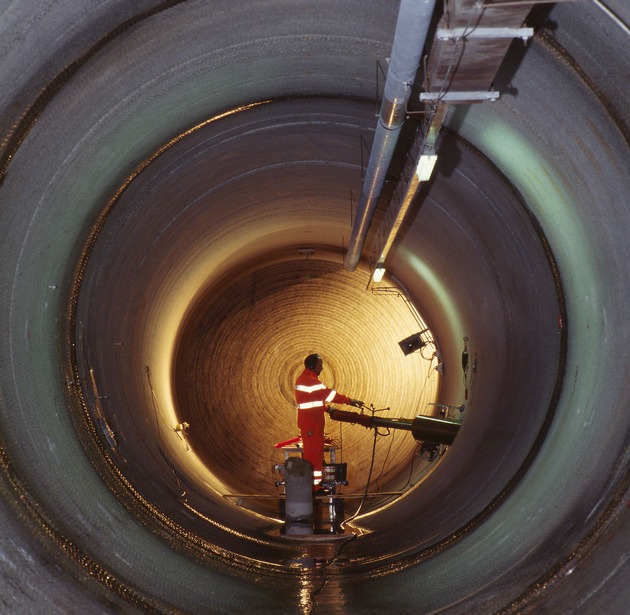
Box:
(416, 154, 438, 182)
(372, 264, 386, 283)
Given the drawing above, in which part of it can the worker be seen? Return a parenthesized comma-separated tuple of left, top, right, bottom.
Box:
(294, 353, 362, 487)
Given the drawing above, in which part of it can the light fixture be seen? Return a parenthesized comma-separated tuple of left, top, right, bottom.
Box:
(372, 263, 386, 283)
(398, 331, 427, 356)
(415, 153, 438, 182)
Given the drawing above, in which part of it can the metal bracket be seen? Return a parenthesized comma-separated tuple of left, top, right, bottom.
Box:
(437, 27, 534, 42)
(420, 91, 500, 103)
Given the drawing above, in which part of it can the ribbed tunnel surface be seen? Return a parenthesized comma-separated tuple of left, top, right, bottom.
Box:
(1, 1, 630, 614)
(172, 259, 430, 506)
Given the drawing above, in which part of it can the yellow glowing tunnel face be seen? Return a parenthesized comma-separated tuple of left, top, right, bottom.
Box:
(172, 257, 441, 512)
(72, 109, 444, 527)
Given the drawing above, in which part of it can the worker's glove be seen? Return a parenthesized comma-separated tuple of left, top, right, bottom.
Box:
(349, 399, 364, 408)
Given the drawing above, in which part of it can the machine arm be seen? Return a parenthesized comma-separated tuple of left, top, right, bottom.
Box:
(327, 407, 461, 445)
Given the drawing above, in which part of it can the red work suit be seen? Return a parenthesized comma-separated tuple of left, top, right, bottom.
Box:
(294, 368, 350, 475)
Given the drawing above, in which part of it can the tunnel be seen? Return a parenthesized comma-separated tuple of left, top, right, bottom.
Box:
(1, 1, 630, 613)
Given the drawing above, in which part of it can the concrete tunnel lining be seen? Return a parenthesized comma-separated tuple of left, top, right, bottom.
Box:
(1, 1, 630, 613)
(68, 88, 560, 564)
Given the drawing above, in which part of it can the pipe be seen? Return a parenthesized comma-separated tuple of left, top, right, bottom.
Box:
(344, 0, 437, 271)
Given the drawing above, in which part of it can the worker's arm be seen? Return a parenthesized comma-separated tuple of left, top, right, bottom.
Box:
(327, 390, 363, 407)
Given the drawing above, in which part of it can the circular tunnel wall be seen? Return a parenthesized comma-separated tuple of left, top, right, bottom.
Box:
(1, 1, 630, 613)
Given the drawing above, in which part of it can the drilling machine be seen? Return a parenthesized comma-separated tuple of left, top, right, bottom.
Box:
(276, 407, 462, 535)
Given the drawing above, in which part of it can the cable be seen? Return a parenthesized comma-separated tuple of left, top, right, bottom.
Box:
(341, 427, 379, 529)
(307, 532, 358, 614)
(467, 346, 478, 404)
(461, 336, 469, 399)
(431, 0, 485, 105)
(309, 417, 400, 612)
(374, 429, 396, 492)
(309, 430, 381, 610)
(310, 406, 401, 611)
(593, 0, 630, 36)
(401, 442, 422, 490)
(145, 365, 167, 453)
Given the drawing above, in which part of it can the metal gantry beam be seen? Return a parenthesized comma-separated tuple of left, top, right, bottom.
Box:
(369, 103, 448, 277)
(355, 0, 536, 283)
(344, 0, 437, 272)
